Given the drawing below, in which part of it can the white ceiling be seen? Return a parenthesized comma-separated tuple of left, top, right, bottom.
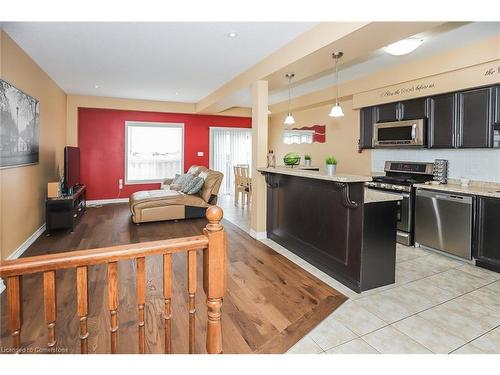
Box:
(2, 22, 317, 102)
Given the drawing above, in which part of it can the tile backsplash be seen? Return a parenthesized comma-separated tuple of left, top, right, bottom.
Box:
(372, 149, 500, 182)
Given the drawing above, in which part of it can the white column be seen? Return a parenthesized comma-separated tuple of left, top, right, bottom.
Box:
(250, 80, 268, 239)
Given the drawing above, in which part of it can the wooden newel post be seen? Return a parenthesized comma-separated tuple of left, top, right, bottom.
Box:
(203, 205, 226, 354)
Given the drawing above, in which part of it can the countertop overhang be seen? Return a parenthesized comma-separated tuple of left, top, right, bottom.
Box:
(257, 167, 372, 183)
(364, 188, 403, 204)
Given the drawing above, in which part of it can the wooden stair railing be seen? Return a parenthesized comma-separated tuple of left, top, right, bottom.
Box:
(0, 206, 226, 354)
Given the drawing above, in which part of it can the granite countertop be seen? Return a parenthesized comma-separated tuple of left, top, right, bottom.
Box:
(364, 188, 403, 204)
(414, 182, 500, 199)
(257, 166, 372, 183)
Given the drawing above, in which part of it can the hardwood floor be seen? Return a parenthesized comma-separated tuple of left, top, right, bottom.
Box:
(0, 203, 346, 354)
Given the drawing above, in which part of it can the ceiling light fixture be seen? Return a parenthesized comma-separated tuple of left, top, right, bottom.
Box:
(94, 84, 100, 89)
(284, 73, 295, 126)
(385, 38, 424, 56)
(329, 51, 344, 118)
(228, 31, 238, 38)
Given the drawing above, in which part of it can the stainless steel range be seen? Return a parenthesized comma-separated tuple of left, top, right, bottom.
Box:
(366, 161, 434, 245)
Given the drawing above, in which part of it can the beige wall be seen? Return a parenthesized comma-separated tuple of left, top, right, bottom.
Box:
(0, 31, 67, 259)
(269, 99, 372, 176)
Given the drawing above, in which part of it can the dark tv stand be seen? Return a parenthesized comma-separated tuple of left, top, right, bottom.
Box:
(46, 185, 86, 235)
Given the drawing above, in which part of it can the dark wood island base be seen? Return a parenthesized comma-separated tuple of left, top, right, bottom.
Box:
(259, 168, 401, 293)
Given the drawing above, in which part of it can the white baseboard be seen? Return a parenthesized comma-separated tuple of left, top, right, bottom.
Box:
(87, 198, 129, 206)
(0, 223, 46, 294)
(249, 229, 267, 240)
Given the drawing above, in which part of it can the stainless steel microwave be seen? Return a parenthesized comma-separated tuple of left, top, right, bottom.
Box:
(373, 119, 426, 148)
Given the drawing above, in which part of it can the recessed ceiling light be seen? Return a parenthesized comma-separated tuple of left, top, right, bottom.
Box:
(94, 84, 100, 89)
(385, 38, 424, 56)
(228, 31, 238, 38)
(175, 92, 179, 96)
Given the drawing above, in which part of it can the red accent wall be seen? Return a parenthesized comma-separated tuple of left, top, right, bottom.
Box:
(78, 108, 251, 200)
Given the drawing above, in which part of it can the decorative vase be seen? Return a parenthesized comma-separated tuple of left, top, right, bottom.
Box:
(326, 164, 337, 176)
(305, 159, 311, 167)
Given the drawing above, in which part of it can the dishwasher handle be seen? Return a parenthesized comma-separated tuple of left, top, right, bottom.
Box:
(416, 189, 473, 204)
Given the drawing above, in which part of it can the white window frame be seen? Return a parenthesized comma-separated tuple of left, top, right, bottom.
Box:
(283, 129, 314, 144)
(125, 121, 184, 184)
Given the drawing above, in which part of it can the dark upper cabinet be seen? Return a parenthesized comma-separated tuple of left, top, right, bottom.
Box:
(474, 197, 500, 273)
(428, 93, 458, 148)
(360, 107, 374, 149)
(399, 97, 429, 120)
(458, 87, 493, 148)
(375, 102, 400, 123)
(494, 86, 500, 125)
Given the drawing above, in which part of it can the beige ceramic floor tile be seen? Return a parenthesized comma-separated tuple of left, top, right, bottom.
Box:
(459, 286, 500, 314)
(396, 244, 430, 263)
(330, 300, 387, 336)
(393, 315, 466, 353)
(309, 315, 358, 351)
(456, 264, 500, 283)
(422, 268, 490, 295)
(417, 299, 500, 342)
(452, 327, 500, 354)
(325, 338, 379, 354)
(286, 336, 324, 354)
(355, 290, 416, 323)
(362, 326, 431, 354)
(401, 277, 458, 304)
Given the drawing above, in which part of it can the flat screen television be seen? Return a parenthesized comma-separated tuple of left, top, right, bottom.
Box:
(64, 146, 80, 193)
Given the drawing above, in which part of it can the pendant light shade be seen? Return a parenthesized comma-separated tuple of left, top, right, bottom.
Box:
(284, 73, 295, 126)
(329, 51, 344, 118)
(329, 104, 344, 117)
(284, 113, 295, 125)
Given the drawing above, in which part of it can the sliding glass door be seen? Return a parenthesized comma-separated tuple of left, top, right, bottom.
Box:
(209, 127, 252, 195)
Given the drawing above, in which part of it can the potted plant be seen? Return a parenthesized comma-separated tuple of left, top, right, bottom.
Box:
(304, 154, 312, 167)
(325, 156, 337, 176)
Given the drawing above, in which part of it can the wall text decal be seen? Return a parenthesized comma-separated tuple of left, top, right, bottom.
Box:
(380, 82, 436, 98)
(484, 65, 500, 76)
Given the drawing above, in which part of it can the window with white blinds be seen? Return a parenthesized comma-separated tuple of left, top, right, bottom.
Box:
(125, 122, 184, 183)
(283, 129, 314, 144)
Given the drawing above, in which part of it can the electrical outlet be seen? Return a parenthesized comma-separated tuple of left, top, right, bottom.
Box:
(119, 178, 123, 190)
(197, 151, 204, 157)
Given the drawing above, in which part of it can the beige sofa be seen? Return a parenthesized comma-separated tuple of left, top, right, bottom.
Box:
(129, 166, 223, 224)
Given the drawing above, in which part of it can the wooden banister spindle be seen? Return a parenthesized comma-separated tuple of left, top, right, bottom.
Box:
(136, 257, 146, 354)
(187, 250, 197, 354)
(7, 276, 22, 352)
(203, 206, 226, 354)
(43, 271, 57, 352)
(76, 266, 89, 353)
(163, 253, 172, 354)
(107, 261, 119, 353)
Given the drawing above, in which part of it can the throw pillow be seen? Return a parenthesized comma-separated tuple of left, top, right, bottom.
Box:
(170, 173, 195, 191)
(182, 176, 205, 195)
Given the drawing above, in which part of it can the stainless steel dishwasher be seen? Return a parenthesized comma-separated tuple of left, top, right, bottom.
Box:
(415, 189, 473, 259)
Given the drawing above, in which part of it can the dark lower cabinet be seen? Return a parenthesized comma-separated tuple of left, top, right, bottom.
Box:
(360, 107, 374, 149)
(458, 87, 493, 148)
(474, 197, 500, 273)
(429, 93, 457, 148)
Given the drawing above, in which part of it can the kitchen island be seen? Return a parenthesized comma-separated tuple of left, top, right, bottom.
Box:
(258, 167, 402, 293)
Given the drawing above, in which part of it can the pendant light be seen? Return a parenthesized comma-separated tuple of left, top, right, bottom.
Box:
(284, 73, 295, 126)
(329, 51, 344, 118)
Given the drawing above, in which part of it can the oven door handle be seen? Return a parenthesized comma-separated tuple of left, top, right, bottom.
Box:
(411, 124, 417, 141)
